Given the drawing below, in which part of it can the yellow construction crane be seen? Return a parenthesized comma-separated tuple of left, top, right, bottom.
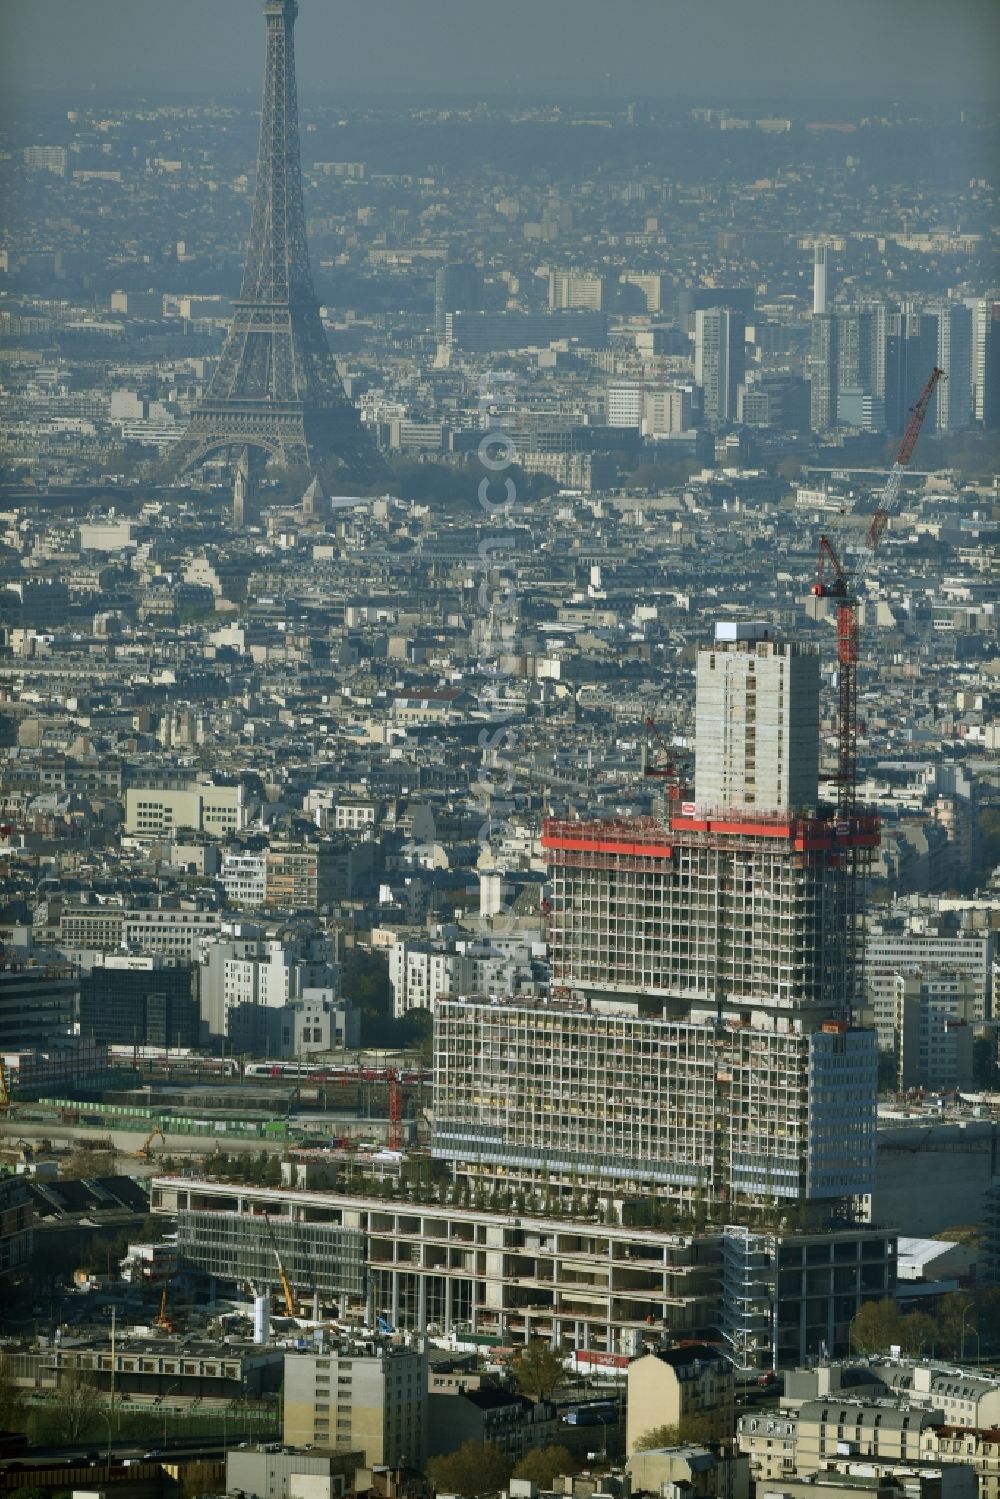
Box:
(0, 1056, 11, 1113)
(154, 1282, 177, 1334)
(265, 1217, 298, 1318)
(133, 1125, 166, 1161)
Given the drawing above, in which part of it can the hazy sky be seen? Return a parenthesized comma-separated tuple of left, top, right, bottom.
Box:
(0, 0, 998, 105)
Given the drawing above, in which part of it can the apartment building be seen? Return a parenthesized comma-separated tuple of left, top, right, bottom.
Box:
(894, 974, 976, 1091)
(220, 850, 267, 907)
(756, 1466, 975, 1499)
(920, 1427, 1000, 1499)
(742, 1362, 1000, 1490)
(740, 1400, 942, 1480)
(627, 1343, 736, 1452)
(866, 927, 996, 1052)
(198, 933, 340, 1039)
(334, 796, 382, 832)
(391, 943, 464, 1017)
(283, 1346, 427, 1466)
(548, 270, 606, 310)
(390, 936, 540, 1018)
(773, 1362, 1000, 1444)
(427, 1386, 558, 1462)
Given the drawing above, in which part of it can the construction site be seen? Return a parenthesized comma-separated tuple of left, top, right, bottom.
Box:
(543, 801, 878, 1020)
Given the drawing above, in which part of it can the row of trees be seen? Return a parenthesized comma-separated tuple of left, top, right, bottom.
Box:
(634, 1414, 719, 1450)
(850, 1289, 1000, 1359)
(0, 1361, 112, 1444)
(426, 1440, 578, 1499)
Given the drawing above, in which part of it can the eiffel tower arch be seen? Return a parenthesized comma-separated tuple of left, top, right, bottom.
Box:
(167, 0, 386, 487)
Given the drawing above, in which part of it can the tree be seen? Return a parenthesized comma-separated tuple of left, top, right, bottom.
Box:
(898, 1312, 938, 1357)
(512, 1340, 567, 1403)
(634, 1413, 717, 1451)
(396, 1005, 433, 1065)
(634, 1424, 683, 1451)
(343, 947, 395, 1045)
(512, 1445, 578, 1487)
(0, 1356, 27, 1433)
(937, 1292, 976, 1358)
(849, 1297, 904, 1355)
(426, 1440, 513, 1498)
(52, 1370, 103, 1443)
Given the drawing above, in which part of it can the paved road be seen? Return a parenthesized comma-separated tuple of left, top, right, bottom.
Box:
(9, 1438, 226, 1466)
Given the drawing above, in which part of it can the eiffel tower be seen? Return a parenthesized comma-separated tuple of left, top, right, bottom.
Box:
(168, 0, 385, 485)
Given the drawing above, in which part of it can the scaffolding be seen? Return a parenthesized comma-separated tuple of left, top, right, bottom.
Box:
(432, 995, 876, 1212)
(542, 809, 876, 1020)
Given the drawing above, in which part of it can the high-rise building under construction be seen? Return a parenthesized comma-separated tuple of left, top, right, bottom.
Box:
(433, 621, 879, 1220)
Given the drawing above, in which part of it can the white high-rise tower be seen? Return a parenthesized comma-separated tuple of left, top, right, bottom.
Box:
(812, 244, 829, 315)
(694, 620, 820, 815)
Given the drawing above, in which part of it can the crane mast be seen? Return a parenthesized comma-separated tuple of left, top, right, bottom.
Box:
(811, 365, 943, 1020)
(813, 365, 944, 817)
(387, 1069, 403, 1152)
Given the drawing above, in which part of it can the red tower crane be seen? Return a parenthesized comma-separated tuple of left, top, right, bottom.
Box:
(812, 366, 944, 819)
(643, 717, 682, 798)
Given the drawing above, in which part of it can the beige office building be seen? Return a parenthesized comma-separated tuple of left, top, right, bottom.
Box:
(125, 783, 245, 839)
(283, 1346, 426, 1466)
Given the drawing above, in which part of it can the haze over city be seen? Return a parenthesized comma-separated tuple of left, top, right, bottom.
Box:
(2, 0, 999, 101)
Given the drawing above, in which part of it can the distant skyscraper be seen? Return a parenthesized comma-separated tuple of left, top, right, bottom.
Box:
(548, 269, 606, 310)
(835, 308, 886, 428)
(812, 244, 829, 316)
(694, 306, 745, 430)
(169, 0, 385, 486)
(836, 309, 877, 398)
(966, 297, 991, 423)
(923, 302, 973, 432)
(985, 303, 1000, 430)
(433, 262, 483, 341)
(860, 302, 888, 401)
(884, 309, 929, 434)
(809, 312, 838, 431)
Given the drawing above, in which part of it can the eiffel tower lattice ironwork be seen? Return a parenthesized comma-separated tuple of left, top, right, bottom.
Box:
(169, 0, 385, 484)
